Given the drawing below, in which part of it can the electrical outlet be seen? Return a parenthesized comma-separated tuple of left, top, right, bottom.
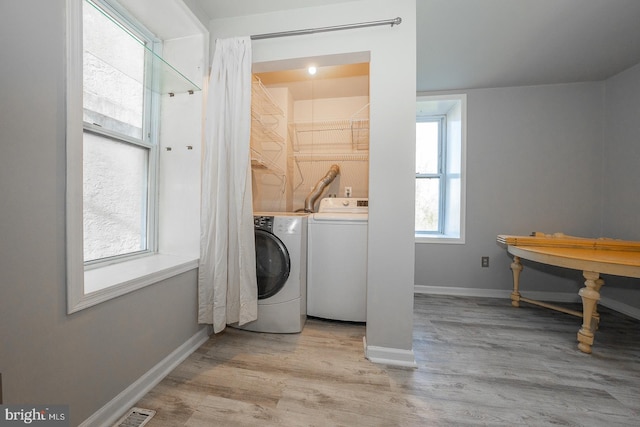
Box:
(345, 186, 352, 197)
(481, 256, 490, 268)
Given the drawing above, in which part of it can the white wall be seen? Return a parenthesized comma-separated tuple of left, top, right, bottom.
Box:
(208, 0, 417, 358)
(416, 82, 604, 297)
(444, 100, 463, 237)
(159, 34, 205, 256)
(292, 95, 370, 207)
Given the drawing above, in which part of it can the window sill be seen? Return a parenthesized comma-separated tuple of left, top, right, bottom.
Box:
(70, 253, 199, 313)
(415, 234, 465, 244)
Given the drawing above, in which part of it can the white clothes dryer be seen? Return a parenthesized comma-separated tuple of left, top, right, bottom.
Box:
(234, 213, 308, 333)
(307, 198, 368, 322)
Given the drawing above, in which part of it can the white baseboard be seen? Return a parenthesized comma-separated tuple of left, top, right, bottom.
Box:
(414, 285, 580, 303)
(363, 337, 417, 368)
(80, 326, 210, 427)
(414, 285, 512, 299)
(415, 285, 640, 320)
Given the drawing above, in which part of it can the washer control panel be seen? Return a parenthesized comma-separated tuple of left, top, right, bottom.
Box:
(254, 216, 274, 232)
(254, 215, 304, 235)
(318, 198, 368, 213)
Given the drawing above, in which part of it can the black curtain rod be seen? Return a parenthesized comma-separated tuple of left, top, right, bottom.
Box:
(250, 17, 402, 40)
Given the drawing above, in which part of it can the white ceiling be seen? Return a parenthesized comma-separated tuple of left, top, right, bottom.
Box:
(193, 0, 355, 20)
(417, 0, 640, 91)
(191, 0, 640, 91)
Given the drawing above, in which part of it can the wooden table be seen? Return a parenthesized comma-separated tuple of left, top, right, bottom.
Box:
(498, 234, 640, 354)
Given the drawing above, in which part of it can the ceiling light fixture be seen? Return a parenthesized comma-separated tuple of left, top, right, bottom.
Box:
(308, 66, 317, 75)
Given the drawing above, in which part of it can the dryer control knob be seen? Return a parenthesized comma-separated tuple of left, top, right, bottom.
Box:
(342, 200, 349, 206)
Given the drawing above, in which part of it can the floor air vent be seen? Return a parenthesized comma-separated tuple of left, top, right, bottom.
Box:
(113, 407, 156, 427)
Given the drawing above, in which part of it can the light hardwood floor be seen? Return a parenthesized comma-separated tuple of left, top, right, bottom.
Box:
(136, 295, 640, 426)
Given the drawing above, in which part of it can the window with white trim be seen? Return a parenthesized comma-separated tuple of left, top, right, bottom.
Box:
(415, 95, 466, 243)
(66, 0, 203, 313)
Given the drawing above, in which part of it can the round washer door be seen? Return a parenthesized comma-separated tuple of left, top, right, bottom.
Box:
(255, 229, 291, 300)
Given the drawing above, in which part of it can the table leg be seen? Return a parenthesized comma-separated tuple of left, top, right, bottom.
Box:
(510, 256, 523, 308)
(577, 271, 602, 354)
(592, 278, 604, 331)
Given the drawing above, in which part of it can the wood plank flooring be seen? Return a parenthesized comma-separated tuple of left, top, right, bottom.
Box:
(136, 295, 640, 426)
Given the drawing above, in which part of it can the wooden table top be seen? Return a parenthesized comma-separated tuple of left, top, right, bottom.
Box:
(498, 232, 640, 252)
(507, 245, 640, 279)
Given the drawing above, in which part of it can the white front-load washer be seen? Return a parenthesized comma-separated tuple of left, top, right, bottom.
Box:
(234, 213, 307, 333)
(307, 198, 368, 322)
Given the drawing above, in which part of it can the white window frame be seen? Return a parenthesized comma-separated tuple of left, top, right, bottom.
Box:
(415, 94, 467, 244)
(415, 115, 446, 234)
(65, 0, 198, 314)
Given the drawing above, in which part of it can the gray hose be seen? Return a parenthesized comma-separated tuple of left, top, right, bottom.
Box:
(302, 164, 340, 213)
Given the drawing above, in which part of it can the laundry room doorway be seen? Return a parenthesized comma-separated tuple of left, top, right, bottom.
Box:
(251, 53, 370, 213)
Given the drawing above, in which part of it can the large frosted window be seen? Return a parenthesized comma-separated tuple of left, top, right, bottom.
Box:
(82, 0, 158, 264)
(83, 0, 144, 138)
(83, 132, 149, 261)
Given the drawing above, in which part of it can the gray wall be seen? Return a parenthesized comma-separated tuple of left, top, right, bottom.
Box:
(417, 71, 640, 312)
(603, 62, 640, 241)
(416, 82, 605, 296)
(0, 2, 203, 425)
(600, 63, 640, 307)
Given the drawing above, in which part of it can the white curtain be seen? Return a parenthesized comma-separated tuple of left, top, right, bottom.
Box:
(198, 37, 257, 333)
